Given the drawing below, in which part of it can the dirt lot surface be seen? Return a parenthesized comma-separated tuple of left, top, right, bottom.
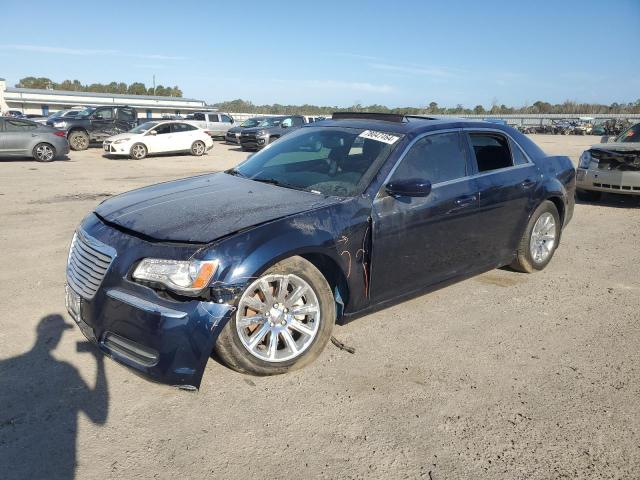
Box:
(1, 135, 639, 479)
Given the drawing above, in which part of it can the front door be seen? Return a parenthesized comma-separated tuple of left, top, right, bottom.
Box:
(370, 130, 481, 302)
(144, 123, 173, 153)
(89, 107, 116, 141)
(2, 118, 38, 154)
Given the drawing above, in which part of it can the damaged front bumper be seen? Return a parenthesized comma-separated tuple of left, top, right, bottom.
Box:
(576, 168, 640, 195)
(65, 214, 235, 389)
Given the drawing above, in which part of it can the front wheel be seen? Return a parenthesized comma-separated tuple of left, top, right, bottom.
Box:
(68, 131, 89, 151)
(214, 256, 335, 375)
(191, 140, 206, 156)
(511, 201, 560, 273)
(32, 143, 56, 162)
(129, 143, 147, 160)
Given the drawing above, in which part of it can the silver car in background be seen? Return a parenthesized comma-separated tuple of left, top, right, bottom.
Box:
(576, 122, 640, 201)
(0, 117, 70, 161)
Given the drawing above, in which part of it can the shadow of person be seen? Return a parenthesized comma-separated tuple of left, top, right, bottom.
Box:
(0, 314, 108, 480)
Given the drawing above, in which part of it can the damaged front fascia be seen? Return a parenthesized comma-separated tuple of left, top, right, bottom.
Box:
(591, 148, 640, 172)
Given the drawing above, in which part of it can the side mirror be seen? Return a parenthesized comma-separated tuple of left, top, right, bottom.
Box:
(385, 179, 432, 198)
(149, 130, 157, 136)
(281, 123, 289, 129)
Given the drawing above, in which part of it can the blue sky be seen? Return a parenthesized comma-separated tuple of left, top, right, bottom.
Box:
(1, 0, 638, 108)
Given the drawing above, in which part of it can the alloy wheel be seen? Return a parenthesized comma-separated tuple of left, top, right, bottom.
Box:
(192, 141, 205, 156)
(236, 274, 321, 363)
(131, 144, 146, 159)
(35, 144, 54, 161)
(530, 212, 556, 263)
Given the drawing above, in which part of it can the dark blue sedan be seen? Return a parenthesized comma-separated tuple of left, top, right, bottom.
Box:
(65, 113, 575, 388)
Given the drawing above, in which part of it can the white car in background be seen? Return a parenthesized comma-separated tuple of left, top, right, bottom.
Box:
(103, 121, 214, 159)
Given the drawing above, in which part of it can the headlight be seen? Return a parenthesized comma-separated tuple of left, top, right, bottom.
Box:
(113, 138, 130, 144)
(256, 130, 268, 136)
(578, 150, 592, 169)
(133, 258, 218, 295)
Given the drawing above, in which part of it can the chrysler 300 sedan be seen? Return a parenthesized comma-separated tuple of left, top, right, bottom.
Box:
(66, 113, 575, 388)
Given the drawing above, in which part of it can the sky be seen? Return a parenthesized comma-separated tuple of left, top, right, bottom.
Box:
(1, 0, 639, 108)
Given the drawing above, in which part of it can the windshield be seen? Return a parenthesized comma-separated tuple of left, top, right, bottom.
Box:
(257, 117, 283, 128)
(75, 108, 95, 118)
(240, 118, 261, 128)
(232, 127, 402, 196)
(130, 122, 158, 134)
(617, 123, 640, 143)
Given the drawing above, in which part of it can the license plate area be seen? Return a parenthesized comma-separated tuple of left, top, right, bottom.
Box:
(65, 284, 96, 342)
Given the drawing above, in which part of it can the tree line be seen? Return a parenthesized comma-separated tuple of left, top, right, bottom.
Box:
(16, 77, 183, 97)
(214, 98, 640, 115)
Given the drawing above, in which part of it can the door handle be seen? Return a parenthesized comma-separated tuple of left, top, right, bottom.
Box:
(521, 179, 535, 189)
(454, 195, 477, 207)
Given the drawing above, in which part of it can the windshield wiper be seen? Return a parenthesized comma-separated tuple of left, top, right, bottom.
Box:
(226, 168, 247, 178)
(251, 177, 310, 192)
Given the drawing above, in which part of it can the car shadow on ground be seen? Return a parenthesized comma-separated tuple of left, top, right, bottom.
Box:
(0, 155, 71, 163)
(102, 151, 208, 161)
(0, 314, 109, 480)
(575, 193, 640, 209)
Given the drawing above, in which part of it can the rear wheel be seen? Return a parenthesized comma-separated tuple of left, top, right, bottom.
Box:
(68, 131, 89, 151)
(191, 140, 206, 156)
(32, 143, 56, 162)
(129, 143, 147, 159)
(576, 189, 602, 202)
(214, 256, 335, 375)
(511, 201, 560, 273)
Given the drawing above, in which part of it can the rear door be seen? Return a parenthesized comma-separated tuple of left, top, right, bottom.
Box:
(171, 122, 199, 150)
(370, 130, 482, 302)
(464, 129, 539, 265)
(2, 118, 39, 154)
(116, 107, 137, 133)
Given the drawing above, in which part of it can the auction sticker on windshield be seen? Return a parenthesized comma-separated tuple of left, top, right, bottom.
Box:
(359, 130, 400, 145)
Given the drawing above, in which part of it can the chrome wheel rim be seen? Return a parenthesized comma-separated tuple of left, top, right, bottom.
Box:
(236, 273, 321, 363)
(193, 142, 205, 155)
(132, 145, 146, 159)
(530, 212, 556, 263)
(71, 135, 87, 149)
(36, 144, 54, 161)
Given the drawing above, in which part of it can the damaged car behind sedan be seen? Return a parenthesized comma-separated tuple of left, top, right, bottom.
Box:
(66, 113, 575, 389)
(576, 122, 640, 201)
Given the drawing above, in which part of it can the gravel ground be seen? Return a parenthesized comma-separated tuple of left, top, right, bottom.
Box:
(0, 135, 638, 479)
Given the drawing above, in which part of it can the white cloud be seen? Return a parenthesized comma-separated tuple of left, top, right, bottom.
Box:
(305, 79, 394, 93)
(369, 62, 458, 78)
(0, 44, 186, 60)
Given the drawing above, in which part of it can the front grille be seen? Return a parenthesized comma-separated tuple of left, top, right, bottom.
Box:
(66, 230, 116, 299)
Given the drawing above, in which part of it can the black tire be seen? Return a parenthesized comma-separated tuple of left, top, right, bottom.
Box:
(511, 200, 561, 273)
(214, 256, 335, 376)
(576, 189, 602, 202)
(129, 143, 147, 160)
(32, 143, 56, 162)
(191, 140, 206, 156)
(68, 130, 89, 151)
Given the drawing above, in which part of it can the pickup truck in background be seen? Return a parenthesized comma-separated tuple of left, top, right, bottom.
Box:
(184, 112, 235, 138)
(48, 105, 138, 150)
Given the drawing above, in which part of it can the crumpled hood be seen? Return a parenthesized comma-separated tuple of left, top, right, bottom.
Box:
(95, 172, 338, 243)
(105, 132, 139, 142)
(591, 142, 640, 152)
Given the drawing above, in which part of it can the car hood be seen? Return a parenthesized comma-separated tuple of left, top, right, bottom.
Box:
(591, 142, 640, 152)
(94, 172, 339, 243)
(227, 126, 243, 134)
(105, 132, 140, 142)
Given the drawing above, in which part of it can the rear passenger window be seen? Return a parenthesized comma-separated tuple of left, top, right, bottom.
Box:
(172, 123, 196, 132)
(4, 119, 37, 131)
(194, 113, 206, 121)
(292, 117, 304, 126)
(509, 139, 529, 165)
(220, 115, 232, 123)
(208, 114, 218, 122)
(392, 132, 467, 185)
(469, 133, 513, 172)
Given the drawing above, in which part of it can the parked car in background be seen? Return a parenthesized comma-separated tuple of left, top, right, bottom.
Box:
(48, 105, 137, 151)
(225, 117, 263, 144)
(184, 112, 234, 138)
(4, 110, 24, 118)
(102, 120, 213, 159)
(66, 112, 574, 388)
(576, 122, 640, 200)
(239, 115, 306, 151)
(0, 117, 69, 161)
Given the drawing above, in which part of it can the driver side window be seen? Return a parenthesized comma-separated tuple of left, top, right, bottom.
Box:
(94, 108, 113, 120)
(392, 132, 467, 185)
(152, 124, 171, 135)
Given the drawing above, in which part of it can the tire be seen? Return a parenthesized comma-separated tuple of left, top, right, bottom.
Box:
(32, 143, 56, 162)
(129, 143, 147, 160)
(575, 189, 602, 202)
(214, 256, 335, 376)
(68, 131, 89, 151)
(511, 200, 561, 273)
(191, 140, 206, 156)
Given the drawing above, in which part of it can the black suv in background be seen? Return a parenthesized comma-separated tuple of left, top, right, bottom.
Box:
(239, 115, 306, 151)
(48, 105, 137, 150)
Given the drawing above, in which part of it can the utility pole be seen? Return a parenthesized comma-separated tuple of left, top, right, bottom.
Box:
(153, 75, 156, 95)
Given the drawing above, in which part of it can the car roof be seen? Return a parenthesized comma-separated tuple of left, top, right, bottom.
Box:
(308, 114, 512, 135)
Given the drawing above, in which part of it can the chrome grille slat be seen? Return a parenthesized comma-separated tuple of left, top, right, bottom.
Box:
(66, 230, 116, 300)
